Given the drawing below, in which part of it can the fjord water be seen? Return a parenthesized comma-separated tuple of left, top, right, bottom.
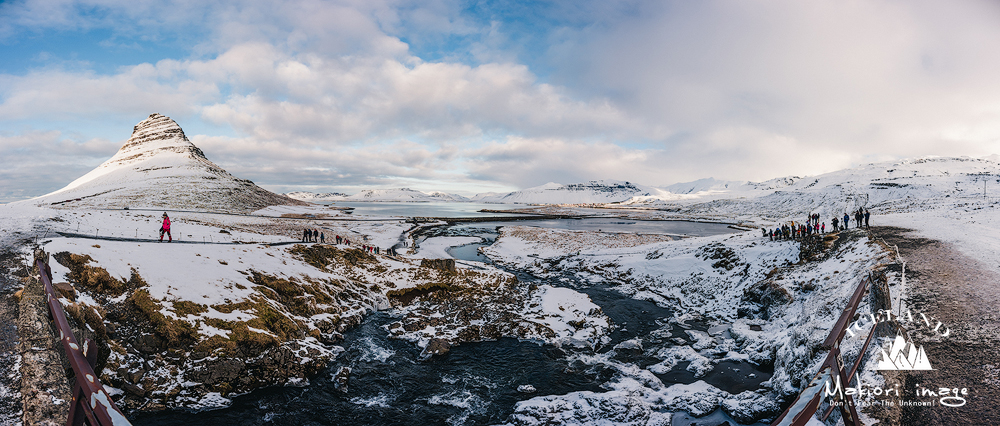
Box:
(320, 202, 527, 217)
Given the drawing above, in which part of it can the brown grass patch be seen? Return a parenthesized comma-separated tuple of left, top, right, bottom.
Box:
(171, 300, 209, 317)
(290, 244, 379, 270)
(128, 289, 200, 348)
(53, 252, 145, 297)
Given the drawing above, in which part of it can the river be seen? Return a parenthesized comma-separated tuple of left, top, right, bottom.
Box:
(136, 214, 769, 426)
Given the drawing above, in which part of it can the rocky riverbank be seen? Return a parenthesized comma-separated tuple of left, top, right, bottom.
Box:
(483, 225, 894, 424)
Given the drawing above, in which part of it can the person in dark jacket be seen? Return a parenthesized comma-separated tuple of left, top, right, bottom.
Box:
(843, 213, 850, 230)
(864, 209, 871, 228)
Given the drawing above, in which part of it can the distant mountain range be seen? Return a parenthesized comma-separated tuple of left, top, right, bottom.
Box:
(286, 156, 1000, 216)
(284, 188, 469, 202)
(26, 114, 1000, 217)
(286, 180, 664, 204)
(283, 191, 350, 201)
(471, 180, 664, 204)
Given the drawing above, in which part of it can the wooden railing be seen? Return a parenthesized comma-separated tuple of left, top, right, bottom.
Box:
(770, 274, 877, 426)
(35, 253, 132, 426)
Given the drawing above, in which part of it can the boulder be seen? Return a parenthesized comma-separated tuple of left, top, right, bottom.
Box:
(419, 338, 451, 360)
(333, 366, 350, 393)
(420, 258, 456, 274)
(53, 282, 75, 301)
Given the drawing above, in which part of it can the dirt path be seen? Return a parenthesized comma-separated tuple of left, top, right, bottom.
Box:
(870, 226, 1000, 425)
(0, 249, 26, 425)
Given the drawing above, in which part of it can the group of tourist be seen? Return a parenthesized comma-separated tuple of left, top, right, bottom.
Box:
(301, 228, 401, 256)
(765, 208, 872, 241)
(302, 228, 325, 243)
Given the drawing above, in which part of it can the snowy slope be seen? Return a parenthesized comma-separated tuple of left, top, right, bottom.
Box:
(473, 180, 665, 204)
(345, 188, 469, 202)
(30, 113, 304, 213)
(663, 177, 748, 195)
(622, 156, 1000, 221)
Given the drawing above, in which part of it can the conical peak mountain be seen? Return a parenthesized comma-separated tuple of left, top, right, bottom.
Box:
(36, 113, 305, 213)
(124, 113, 194, 151)
(105, 113, 213, 170)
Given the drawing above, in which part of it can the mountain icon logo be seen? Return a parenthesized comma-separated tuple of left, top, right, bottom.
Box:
(876, 334, 933, 370)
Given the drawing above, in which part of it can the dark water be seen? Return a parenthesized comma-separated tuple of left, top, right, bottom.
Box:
(440, 218, 738, 265)
(449, 218, 739, 236)
(133, 313, 605, 426)
(136, 220, 767, 425)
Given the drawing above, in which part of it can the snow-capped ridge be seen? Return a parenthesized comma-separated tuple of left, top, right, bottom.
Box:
(621, 155, 1000, 220)
(474, 180, 663, 204)
(284, 191, 350, 201)
(345, 188, 469, 202)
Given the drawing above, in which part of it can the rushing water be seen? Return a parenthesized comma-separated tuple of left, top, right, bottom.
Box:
(134, 313, 606, 426)
(137, 218, 770, 425)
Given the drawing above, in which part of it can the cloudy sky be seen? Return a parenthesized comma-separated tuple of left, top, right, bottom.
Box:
(2, 0, 1000, 202)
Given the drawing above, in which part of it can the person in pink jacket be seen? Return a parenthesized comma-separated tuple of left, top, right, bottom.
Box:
(160, 212, 172, 242)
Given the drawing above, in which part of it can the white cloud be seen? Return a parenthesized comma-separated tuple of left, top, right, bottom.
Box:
(467, 136, 654, 187)
(3, 0, 1000, 200)
(0, 130, 118, 202)
(549, 0, 1000, 170)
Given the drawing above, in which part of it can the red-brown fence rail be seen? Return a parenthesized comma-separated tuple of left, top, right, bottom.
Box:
(35, 254, 132, 426)
(770, 274, 877, 426)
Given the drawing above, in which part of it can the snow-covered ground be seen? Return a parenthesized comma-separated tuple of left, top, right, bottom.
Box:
(3, 154, 1000, 424)
(0, 200, 616, 412)
(483, 225, 890, 424)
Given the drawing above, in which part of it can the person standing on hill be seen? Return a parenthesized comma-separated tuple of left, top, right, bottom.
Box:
(843, 213, 850, 230)
(864, 209, 871, 228)
(320, 232, 325, 244)
(159, 213, 172, 242)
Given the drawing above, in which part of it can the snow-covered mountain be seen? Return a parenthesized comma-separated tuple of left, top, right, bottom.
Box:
(345, 188, 470, 202)
(622, 156, 1000, 220)
(32, 113, 305, 213)
(284, 191, 350, 201)
(662, 177, 747, 195)
(473, 180, 664, 204)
